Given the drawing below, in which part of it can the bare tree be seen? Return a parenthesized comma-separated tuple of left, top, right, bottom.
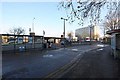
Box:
(67, 31, 73, 41)
(104, 1, 120, 31)
(58, 0, 107, 25)
(9, 27, 25, 35)
(58, 0, 120, 32)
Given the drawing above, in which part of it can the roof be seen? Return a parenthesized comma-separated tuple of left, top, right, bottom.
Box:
(44, 37, 63, 39)
(106, 29, 120, 35)
(1, 34, 63, 39)
(1, 34, 43, 37)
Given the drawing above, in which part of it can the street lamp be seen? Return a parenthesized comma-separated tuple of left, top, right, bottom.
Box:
(32, 17, 35, 32)
(32, 17, 35, 49)
(61, 17, 68, 38)
(89, 25, 94, 45)
(90, 26, 92, 44)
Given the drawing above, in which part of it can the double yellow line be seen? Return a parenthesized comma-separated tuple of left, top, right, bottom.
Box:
(43, 53, 84, 79)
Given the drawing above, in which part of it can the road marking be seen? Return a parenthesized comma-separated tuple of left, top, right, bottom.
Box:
(43, 45, 108, 78)
(43, 47, 99, 78)
(97, 44, 104, 47)
(43, 55, 53, 57)
(97, 48, 103, 51)
(97, 44, 108, 47)
(54, 48, 65, 51)
(71, 49, 78, 52)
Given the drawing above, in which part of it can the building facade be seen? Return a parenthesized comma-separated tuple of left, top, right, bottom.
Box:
(75, 25, 99, 41)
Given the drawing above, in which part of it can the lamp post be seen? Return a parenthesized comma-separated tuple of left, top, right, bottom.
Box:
(32, 17, 35, 49)
(90, 26, 92, 45)
(42, 30, 45, 49)
(90, 25, 94, 45)
(32, 17, 35, 32)
(61, 17, 68, 38)
(61, 17, 68, 48)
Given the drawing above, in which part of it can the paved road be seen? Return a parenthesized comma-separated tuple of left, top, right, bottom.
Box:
(2, 43, 105, 78)
(58, 46, 120, 78)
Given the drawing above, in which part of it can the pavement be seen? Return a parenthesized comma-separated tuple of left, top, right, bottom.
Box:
(52, 46, 120, 79)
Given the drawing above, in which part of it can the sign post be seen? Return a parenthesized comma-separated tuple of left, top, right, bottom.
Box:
(42, 30, 45, 49)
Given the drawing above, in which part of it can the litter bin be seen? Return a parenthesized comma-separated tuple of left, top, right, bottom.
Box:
(19, 46, 25, 52)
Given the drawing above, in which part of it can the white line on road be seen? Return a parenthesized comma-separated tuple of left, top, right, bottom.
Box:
(97, 48, 103, 51)
(71, 49, 78, 52)
(43, 55, 53, 58)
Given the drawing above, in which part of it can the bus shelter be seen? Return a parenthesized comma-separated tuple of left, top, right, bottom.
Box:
(2, 34, 43, 53)
(107, 29, 120, 59)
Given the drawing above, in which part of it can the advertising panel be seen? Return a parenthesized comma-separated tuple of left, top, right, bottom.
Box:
(111, 33, 116, 49)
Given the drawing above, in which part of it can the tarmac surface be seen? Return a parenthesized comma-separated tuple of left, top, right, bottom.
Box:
(2, 44, 120, 79)
(58, 46, 120, 78)
(2, 43, 101, 79)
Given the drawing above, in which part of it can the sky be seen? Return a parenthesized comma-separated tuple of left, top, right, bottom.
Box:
(1, 0, 110, 37)
(1, 2, 81, 37)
